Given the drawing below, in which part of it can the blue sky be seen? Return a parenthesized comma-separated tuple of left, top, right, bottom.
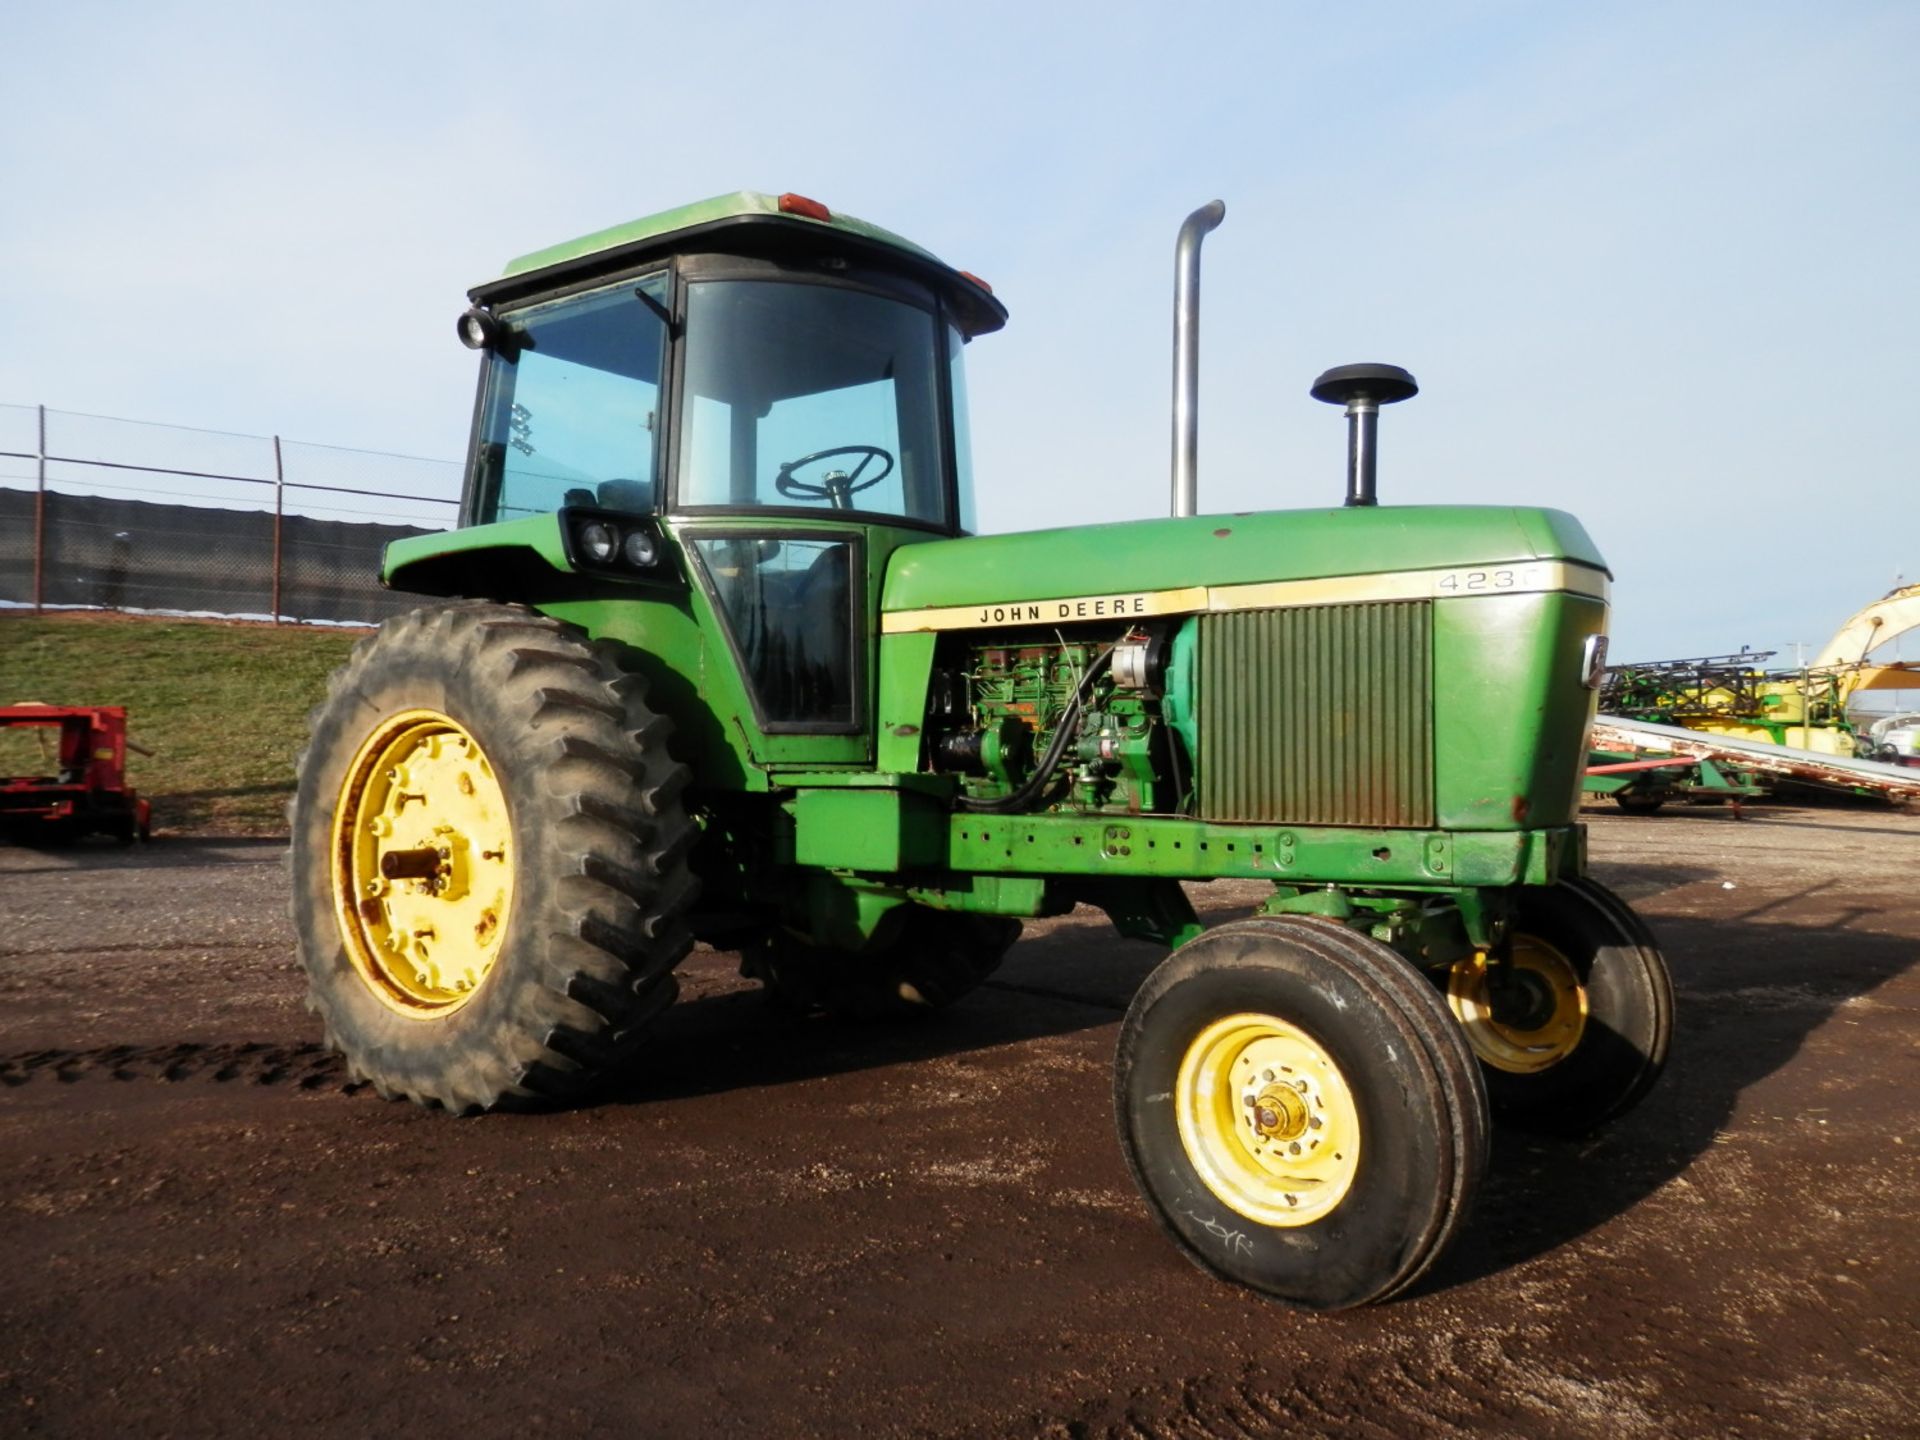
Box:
(2, 1, 1915, 663)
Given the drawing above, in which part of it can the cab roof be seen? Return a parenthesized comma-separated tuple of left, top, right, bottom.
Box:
(470, 190, 1008, 336)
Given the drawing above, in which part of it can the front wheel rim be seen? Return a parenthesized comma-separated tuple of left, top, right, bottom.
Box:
(1174, 1013, 1362, 1228)
(1447, 938, 1587, 1073)
(330, 709, 514, 1017)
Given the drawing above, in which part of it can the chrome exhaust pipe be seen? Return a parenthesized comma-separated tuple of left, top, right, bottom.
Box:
(1171, 200, 1225, 518)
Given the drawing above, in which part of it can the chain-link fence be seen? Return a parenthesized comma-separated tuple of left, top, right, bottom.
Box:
(0, 403, 461, 625)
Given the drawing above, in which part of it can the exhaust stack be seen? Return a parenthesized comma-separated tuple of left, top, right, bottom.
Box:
(1310, 363, 1418, 506)
(1170, 200, 1225, 518)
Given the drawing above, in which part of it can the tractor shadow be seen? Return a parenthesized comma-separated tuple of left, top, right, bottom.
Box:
(1420, 887, 1919, 1295)
(603, 887, 1292, 1105)
(602, 883, 1316, 1108)
(600, 916, 1170, 1108)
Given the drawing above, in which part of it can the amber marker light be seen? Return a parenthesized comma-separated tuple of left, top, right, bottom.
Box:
(777, 193, 833, 222)
(959, 270, 994, 293)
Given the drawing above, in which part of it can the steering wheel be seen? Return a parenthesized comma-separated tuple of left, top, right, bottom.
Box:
(774, 445, 895, 509)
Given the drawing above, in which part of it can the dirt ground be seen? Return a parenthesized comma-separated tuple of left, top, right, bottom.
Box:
(2, 803, 1915, 1439)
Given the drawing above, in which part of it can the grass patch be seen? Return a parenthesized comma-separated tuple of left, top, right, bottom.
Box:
(0, 614, 362, 836)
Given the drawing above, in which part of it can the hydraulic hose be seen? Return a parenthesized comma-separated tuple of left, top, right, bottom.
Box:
(956, 648, 1115, 815)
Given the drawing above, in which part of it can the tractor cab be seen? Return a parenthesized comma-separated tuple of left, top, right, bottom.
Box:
(394, 191, 1002, 767)
(458, 198, 997, 534)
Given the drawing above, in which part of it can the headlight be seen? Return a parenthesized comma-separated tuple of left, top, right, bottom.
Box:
(622, 530, 657, 567)
(579, 521, 618, 564)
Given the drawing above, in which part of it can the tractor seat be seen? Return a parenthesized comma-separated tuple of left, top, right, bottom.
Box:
(563, 479, 654, 513)
(598, 478, 654, 512)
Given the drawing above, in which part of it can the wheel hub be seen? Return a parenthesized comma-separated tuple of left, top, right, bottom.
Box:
(1251, 1083, 1311, 1141)
(1486, 964, 1559, 1032)
(1446, 938, 1587, 1074)
(1175, 1013, 1361, 1228)
(330, 711, 514, 1017)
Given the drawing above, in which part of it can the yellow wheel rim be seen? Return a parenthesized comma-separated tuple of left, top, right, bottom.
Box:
(329, 709, 514, 1018)
(1447, 937, 1587, 1074)
(1174, 1013, 1362, 1228)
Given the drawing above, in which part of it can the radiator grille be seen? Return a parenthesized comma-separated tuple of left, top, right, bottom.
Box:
(1195, 601, 1434, 827)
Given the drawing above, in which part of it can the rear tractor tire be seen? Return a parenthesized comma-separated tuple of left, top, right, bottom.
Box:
(290, 602, 697, 1112)
(1114, 917, 1489, 1310)
(741, 908, 1022, 1019)
(1443, 878, 1672, 1136)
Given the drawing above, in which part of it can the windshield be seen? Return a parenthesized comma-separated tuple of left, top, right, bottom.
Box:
(472, 273, 669, 522)
(678, 279, 956, 527)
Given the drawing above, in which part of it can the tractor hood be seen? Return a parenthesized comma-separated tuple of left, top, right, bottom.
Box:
(880, 506, 1608, 633)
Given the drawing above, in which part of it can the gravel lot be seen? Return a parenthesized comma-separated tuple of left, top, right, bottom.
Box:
(2, 804, 1915, 1438)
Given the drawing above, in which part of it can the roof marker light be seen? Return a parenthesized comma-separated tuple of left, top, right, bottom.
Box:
(959, 270, 994, 294)
(778, 193, 832, 222)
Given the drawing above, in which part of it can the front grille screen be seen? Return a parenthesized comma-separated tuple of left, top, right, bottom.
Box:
(1195, 601, 1435, 827)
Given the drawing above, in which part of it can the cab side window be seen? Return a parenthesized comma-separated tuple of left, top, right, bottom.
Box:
(473, 274, 669, 521)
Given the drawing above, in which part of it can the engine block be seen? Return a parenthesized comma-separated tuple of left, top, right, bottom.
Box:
(927, 631, 1176, 815)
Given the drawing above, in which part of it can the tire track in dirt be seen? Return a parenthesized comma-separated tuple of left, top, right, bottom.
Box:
(0, 1041, 350, 1090)
(985, 1341, 1675, 1440)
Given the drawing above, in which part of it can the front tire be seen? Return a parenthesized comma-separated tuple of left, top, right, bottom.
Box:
(1445, 878, 1672, 1135)
(290, 602, 696, 1112)
(1115, 917, 1489, 1310)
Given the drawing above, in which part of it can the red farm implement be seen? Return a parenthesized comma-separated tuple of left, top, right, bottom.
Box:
(0, 704, 152, 844)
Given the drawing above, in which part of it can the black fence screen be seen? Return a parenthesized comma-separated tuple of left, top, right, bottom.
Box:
(0, 489, 432, 624)
(0, 403, 459, 626)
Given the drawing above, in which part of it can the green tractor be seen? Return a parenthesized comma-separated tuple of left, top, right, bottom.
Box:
(290, 190, 1671, 1310)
